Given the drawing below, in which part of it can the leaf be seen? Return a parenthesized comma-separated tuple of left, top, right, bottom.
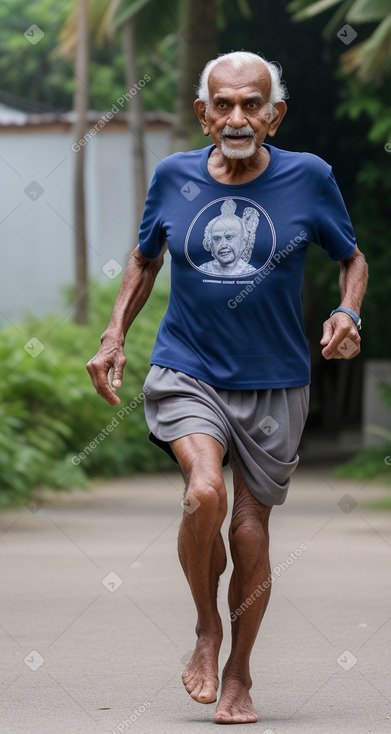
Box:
(341, 15, 391, 81)
(347, 0, 391, 23)
(112, 0, 155, 28)
(322, 0, 358, 36)
(288, 0, 344, 22)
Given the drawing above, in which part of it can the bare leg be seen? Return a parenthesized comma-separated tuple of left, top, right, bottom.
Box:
(215, 464, 272, 724)
(171, 434, 228, 704)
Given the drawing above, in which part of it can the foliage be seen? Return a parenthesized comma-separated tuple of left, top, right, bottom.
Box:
(361, 494, 391, 510)
(336, 73, 391, 144)
(0, 0, 251, 115)
(335, 444, 391, 480)
(288, 0, 391, 82)
(0, 279, 171, 507)
(338, 76, 391, 361)
(0, 0, 74, 110)
(287, 0, 391, 159)
(0, 0, 177, 112)
(335, 382, 391, 481)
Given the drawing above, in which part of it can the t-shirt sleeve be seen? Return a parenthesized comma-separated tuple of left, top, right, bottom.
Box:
(314, 170, 357, 261)
(138, 171, 166, 259)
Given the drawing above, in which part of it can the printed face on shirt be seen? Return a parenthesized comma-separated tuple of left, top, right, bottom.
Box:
(210, 217, 245, 266)
(185, 197, 275, 277)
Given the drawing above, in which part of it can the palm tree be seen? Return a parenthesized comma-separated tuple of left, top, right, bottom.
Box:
(171, 0, 217, 151)
(58, 0, 176, 278)
(122, 16, 147, 237)
(112, 0, 218, 152)
(288, 0, 391, 82)
(58, 0, 149, 316)
(70, 0, 89, 324)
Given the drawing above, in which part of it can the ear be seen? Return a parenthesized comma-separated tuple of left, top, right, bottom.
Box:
(266, 101, 287, 138)
(194, 99, 210, 136)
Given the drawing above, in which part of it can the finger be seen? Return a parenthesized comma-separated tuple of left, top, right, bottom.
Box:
(320, 320, 333, 346)
(108, 366, 124, 393)
(108, 367, 117, 391)
(101, 388, 121, 406)
(97, 373, 122, 405)
(111, 368, 123, 389)
(322, 349, 343, 360)
(322, 340, 339, 358)
(323, 337, 360, 360)
(110, 356, 126, 389)
(86, 361, 121, 405)
(336, 338, 361, 359)
(322, 326, 353, 357)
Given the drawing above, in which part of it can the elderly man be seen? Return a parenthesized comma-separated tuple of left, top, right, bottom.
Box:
(87, 51, 368, 725)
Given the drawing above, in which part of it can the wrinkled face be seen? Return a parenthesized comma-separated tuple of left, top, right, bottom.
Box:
(198, 61, 282, 160)
(210, 217, 244, 265)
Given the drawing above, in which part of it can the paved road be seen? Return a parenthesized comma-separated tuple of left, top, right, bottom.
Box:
(1, 462, 390, 734)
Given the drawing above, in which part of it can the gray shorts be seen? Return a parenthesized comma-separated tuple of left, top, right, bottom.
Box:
(143, 365, 310, 507)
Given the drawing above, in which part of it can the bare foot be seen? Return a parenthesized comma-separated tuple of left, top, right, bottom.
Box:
(182, 637, 220, 703)
(215, 677, 258, 724)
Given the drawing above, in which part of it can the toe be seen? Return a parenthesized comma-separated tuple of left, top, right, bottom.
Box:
(198, 681, 218, 704)
(183, 675, 217, 703)
(215, 682, 258, 724)
(215, 709, 258, 724)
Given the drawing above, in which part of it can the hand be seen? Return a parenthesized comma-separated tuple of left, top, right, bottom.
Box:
(320, 312, 361, 360)
(86, 339, 126, 405)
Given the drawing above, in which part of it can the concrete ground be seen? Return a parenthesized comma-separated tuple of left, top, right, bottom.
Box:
(0, 460, 390, 734)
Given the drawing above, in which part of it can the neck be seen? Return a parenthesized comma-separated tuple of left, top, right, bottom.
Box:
(208, 144, 270, 185)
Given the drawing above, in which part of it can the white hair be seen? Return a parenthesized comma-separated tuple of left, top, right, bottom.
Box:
(196, 51, 288, 106)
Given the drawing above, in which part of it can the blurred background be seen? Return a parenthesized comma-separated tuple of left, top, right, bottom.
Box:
(1, 0, 390, 507)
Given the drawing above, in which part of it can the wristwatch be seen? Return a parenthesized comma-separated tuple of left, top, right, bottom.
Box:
(330, 307, 362, 331)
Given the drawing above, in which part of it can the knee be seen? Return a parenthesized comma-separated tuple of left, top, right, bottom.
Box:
(232, 515, 269, 545)
(185, 470, 227, 517)
(229, 515, 270, 565)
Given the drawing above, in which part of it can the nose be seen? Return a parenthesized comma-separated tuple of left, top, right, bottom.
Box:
(227, 104, 247, 127)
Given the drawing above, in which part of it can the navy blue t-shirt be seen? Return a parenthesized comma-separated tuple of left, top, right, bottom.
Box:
(138, 143, 356, 389)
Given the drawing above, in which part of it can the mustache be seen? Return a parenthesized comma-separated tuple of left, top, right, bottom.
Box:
(221, 126, 255, 138)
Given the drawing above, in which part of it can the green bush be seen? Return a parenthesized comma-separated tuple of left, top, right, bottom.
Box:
(0, 279, 172, 507)
(335, 445, 391, 481)
(335, 383, 391, 485)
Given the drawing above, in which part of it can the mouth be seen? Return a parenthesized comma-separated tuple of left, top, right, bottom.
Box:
(218, 247, 232, 256)
(223, 135, 253, 144)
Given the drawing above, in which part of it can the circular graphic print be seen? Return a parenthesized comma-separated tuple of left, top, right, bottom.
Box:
(184, 196, 276, 278)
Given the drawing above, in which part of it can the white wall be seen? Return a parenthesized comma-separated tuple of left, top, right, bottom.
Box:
(363, 360, 391, 446)
(0, 127, 171, 324)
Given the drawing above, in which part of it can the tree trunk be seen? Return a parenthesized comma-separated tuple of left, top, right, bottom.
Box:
(73, 0, 89, 324)
(172, 0, 217, 152)
(123, 16, 147, 248)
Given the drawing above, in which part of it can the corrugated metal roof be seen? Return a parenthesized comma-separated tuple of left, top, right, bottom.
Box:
(0, 103, 174, 127)
(0, 104, 29, 125)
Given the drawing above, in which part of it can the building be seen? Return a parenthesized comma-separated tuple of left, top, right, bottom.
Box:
(0, 104, 173, 323)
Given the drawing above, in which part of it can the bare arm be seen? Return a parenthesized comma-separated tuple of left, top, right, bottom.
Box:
(320, 245, 368, 360)
(86, 245, 165, 405)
